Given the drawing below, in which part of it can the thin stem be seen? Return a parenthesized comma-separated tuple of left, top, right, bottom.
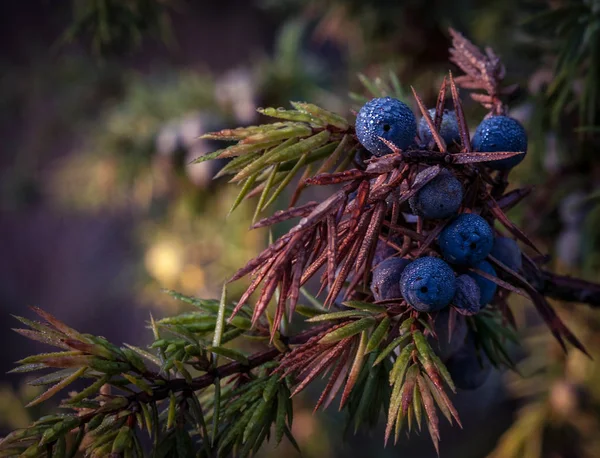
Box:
(539, 271, 600, 307)
(77, 324, 333, 425)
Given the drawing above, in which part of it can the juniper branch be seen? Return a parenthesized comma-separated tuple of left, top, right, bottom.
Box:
(80, 323, 332, 423)
(538, 271, 600, 307)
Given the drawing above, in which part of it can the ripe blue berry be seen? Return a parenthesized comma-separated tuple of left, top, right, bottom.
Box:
(355, 97, 417, 156)
(418, 109, 460, 146)
(472, 115, 528, 170)
(468, 261, 498, 307)
(409, 169, 463, 219)
(372, 237, 402, 267)
(430, 309, 468, 361)
(491, 237, 522, 272)
(453, 274, 481, 315)
(400, 257, 456, 312)
(446, 333, 492, 390)
(438, 213, 494, 265)
(370, 258, 410, 301)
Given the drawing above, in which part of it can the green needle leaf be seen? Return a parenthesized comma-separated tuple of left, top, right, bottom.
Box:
(349, 91, 369, 104)
(111, 426, 131, 454)
(253, 163, 280, 222)
(201, 123, 289, 141)
(413, 331, 435, 370)
(167, 391, 177, 430)
(318, 318, 376, 344)
(423, 375, 458, 426)
(215, 151, 262, 178)
(232, 137, 298, 182)
(213, 284, 227, 349)
(29, 368, 78, 386)
(413, 382, 423, 431)
(241, 123, 312, 144)
(194, 140, 281, 163)
(291, 102, 349, 130)
(342, 301, 387, 313)
(300, 287, 326, 310)
(263, 130, 331, 166)
(366, 317, 390, 353)
(389, 70, 406, 100)
(358, 73, 384, 98)
(374, 334, 411, 366)
(306, 310, 371, 322)
(140, 402, 153, 436)
(26, 367, 87, 408)
(123, 374, 154, 396)
(275, 388, 288, 444)
(65, 375, 110, 405)
(229, 174, 259, 215)
(67, 426, 85, 458)
(258, 107, 325, 126)
(122, 345, 161, 369)
(341, 330, 368, 408)
(353, 353, 380, 433)
(431, 353, 456, 393)
(294, 305, 325, 318)
(261, 152, 308, 210)
(191, 149, 229, 165)
(207, 346, 249, 365)
(389, 343, 415, 385)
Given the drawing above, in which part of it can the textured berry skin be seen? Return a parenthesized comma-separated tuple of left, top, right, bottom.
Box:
(372, 237, 402, 267)
(370, 258, 410, 301)
(453, 274, 482, 315)
(438, 213, 494, 265)
(472, 115, 528, 170)
(409, 169, 463, 219)
(446, 333, 492, 390)
(491, 237, 522, 272)
(430, 309, 468, 361)
(400, 257, 456, 312)
(355, 97, 417, 156)
(468, 261, 498, 307)
(418, 109, 461, 146)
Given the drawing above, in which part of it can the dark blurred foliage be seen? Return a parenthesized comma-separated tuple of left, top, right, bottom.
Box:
(60, 0, 175, 57)
(517, 0, 600, 278)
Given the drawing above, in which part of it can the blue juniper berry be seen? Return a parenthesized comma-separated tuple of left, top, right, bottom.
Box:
(468, 260, 498, 307)
(490, 236, 522, 272)
(355, 97, 417, 156)
(453, 274, 482, 315)
(438, 213, 494, 266)
(400, 257, 456, 312)
(372, 237, 402, 267)
(472, 115, 527, 170)
(370, 257, 411, 301)
(409, 169, 463, 219)
(430, 308, 468, 361)
(418, 108, 461, 146)
(445, 332, 492, 390)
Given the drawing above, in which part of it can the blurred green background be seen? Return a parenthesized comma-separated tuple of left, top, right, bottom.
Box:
(1, 1, 600, 457)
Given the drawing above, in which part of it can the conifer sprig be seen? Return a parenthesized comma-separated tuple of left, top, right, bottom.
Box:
(196, 103, 358, 219)
(5, 27, 600, 457)
(0, 302, 330, 458)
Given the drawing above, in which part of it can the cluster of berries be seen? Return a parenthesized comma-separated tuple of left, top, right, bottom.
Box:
(355, 96, 527, 169)
(371, 217, 521, 315)
(357, 96, 527, 389)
